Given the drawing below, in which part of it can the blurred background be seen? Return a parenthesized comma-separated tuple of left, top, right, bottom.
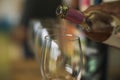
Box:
(0, 0, 120, 80)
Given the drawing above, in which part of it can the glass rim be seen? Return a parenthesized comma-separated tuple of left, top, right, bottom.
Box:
(45, 33, 80, 41)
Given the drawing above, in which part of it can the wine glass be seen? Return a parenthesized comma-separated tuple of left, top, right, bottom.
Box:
(28, 19, 53, 62)
(34, 28, 56, 64)
(28, 20, 43, 56)
(40, 34, 86, 80)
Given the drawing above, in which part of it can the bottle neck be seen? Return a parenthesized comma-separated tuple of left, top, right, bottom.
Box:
(65, 8, 85, 24)
(56, 5, 91, 31)
(56, 5, 85, 23)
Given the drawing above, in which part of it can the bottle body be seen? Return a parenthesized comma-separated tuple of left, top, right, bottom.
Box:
(56, 5, 120, 48)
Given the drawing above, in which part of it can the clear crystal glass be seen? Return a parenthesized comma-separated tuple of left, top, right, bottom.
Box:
(40, 34, 86, 80)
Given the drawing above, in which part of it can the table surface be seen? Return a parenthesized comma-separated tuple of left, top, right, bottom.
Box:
(11, 59, 42, 80)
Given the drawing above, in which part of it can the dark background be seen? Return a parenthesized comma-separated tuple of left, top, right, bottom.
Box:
(21, 0, 62, 26)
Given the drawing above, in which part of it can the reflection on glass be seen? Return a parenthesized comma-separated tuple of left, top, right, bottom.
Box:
(34, 28, 53, 64)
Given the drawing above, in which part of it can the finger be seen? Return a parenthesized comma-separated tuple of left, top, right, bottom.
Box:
(84, 1, 120, 19)
(116, 33, 120, 38)
(83, 5, 102, 14)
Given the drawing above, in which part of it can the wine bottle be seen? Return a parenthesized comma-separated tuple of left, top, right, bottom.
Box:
(56, 5, 120, 48)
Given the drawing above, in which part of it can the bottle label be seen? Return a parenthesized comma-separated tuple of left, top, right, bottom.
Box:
(103, 16, 120, 48)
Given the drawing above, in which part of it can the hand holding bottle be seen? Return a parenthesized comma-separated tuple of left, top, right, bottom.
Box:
(56, 1, 120, 48)
(84, 1, 120, 38)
